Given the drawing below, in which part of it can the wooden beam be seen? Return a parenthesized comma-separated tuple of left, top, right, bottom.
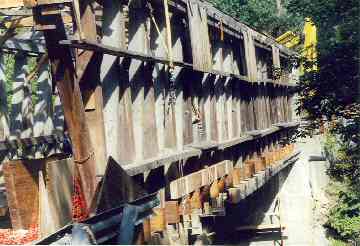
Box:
(235, 224, 286, 231)
(0, 0, 24, 9)
(0, 9, 32, 16)
(59, 39, 297, 89)
(2, 15, 72, 28)
(60, 39, 193, 68)
(33, 7, 97, 211)
(75, 0, 107, 178)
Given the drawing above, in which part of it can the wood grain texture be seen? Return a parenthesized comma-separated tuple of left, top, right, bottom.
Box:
(3, 159, 45, 229)
(187, 0, 212, 72)
(38, 171, 56, 238)
(45, 158, 73, 231)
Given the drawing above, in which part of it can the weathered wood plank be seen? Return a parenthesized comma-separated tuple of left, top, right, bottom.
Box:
(144, 65, 160, 158)
(152, 10, 167, 153)
(202, 73, 213, 142)
(3, 159, 44, 229)
(183, 76, 193, 145)
(225, 78, 233, 139)
(96, 157, 147, 212)
(0, 0, 23, 9)
(232, 81, 240, 138)
(172, 14, 186, 151)
(100, 0, 124, 164)
(75, 0, 108, 178)
(34, 9, 97, 210)
(243, 30, 257, 82)
(128, 4, 146, 161)
(186, 0, 212, 72)
(38, 171, 56, 238)
(45, 158, 73, 232)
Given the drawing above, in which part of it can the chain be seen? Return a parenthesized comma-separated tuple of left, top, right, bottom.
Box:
(164, 66, 177, 128)
(168, 67, 176, 106)
(191, 100, 205, 139)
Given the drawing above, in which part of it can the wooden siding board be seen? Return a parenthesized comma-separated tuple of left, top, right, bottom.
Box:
(45, 158, 73, 232)
(101, 0, 125, 164)
(187, 0, 212, 72)
(3, 159, 43, 229)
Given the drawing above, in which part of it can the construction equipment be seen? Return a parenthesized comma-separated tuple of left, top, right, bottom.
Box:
(276, 17, 318, 73)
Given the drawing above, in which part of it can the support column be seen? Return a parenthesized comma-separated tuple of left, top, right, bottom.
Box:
(101, 0, 124, 164)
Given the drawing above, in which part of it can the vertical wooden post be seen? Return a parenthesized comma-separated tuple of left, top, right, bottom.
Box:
(272, 45, 281, 77)
(172, 15, 186, 150)
(33, 9, 97, 210)
(163, 0, 173, 67)
(101, 0, 125, 163)
(187, 1, 212, 72)
(243, 29, 257, 82)
(77, 0, 107, 177)
(128, 1, 158, 160)
(152, 11, 167, 153)
(225, 78, 233, 139)
(202, 73, 212, 141)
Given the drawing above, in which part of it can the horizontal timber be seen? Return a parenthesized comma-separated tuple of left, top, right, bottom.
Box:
(60, 39, 297, 88)
(123, 148, 201, 176)
(228, 150, 301, 204)
(122, 122, 299, 176)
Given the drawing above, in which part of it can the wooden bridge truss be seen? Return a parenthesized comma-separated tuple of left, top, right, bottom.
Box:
(0, 0, 300, 243)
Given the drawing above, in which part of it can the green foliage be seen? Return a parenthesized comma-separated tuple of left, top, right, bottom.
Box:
(330, 238, 350, 246)
(209, 0, 303, 37)
(293, 0, 360, 131)
(1, 53, 40, 119)
(323, 134, 360, 181)
(326, 185, 360, 240)
(4, 54, 15, 112)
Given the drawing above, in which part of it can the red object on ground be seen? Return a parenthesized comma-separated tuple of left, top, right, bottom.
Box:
(0, 174, 89, 244)
(0, 224, 39, 245)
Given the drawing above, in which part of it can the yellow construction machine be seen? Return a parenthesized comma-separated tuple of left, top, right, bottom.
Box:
(276, 17, 318, 72)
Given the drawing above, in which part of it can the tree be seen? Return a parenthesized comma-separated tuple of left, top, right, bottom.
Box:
(209, 0, 303, 37)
